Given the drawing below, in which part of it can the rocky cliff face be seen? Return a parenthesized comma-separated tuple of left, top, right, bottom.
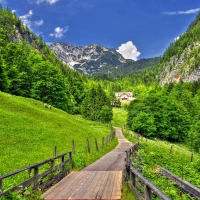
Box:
(50, 42, 126, 74)
(158, 12, 200, 85)
(159, 43, 200, 86)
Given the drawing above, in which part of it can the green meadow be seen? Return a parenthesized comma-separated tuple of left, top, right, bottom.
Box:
(123, 129, 200, 199)
(0, 91, 117, 176)
(113, 107, 200, 199)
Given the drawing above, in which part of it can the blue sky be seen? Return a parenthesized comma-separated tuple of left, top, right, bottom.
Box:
(1, 0, 200, 60)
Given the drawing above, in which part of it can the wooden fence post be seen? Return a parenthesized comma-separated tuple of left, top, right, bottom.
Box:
(33, 167, 39, 189)
(144, 185, 152, 200)
(113, 131, 115, 140)
(95, 138, 99, 151)
(102, 137, 104, 148)
(69, 152, 73, 169)
(191, 153, 193, 162)
(86, 139, 90, 153)
(0, 178, 2, 194)
(106, 136, 108, 146)
(54, 146, 57, 157)
(62, 155, 65, 171)
(72, 140, 75, 154)
(170, 145, 173, 153)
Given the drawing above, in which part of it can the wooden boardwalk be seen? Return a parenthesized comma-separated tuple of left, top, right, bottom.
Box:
(43, 171, 122, 200)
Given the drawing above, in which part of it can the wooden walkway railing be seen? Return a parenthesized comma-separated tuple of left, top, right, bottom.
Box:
(0, 151, 72, 197)
(125, 142, 140, 176)
(125, 142, 171, 200)
(156, 164, 200, 198)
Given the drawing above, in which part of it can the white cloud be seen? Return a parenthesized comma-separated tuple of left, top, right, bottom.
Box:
(12, 10, 17, 13)
(34, 20, 44, 26)
(163, 8, 200, 15)
(50, 27, 68, 38)
(19, 10, 33, 28)
(117, 41, 141, 61)
(30, 0, 59, 5)
(19, 10, 43, 29)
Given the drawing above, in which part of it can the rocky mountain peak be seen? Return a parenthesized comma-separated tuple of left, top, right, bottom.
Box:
(50, 42, 126, 74)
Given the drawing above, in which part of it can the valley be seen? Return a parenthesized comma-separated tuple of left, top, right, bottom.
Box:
(0, 3, 200, 200)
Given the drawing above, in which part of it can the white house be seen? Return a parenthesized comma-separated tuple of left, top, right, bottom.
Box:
(115, 92, 135, 101)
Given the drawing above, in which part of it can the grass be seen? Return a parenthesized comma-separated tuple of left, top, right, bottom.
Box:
(0, 91, 117, 176)
(111, 107, 127, 128)
(124, 130, 200, 199)
(121, 182, 136, 200)
(113, 107, 200, 199)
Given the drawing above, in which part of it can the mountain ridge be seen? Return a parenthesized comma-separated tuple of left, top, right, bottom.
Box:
(50, 42, 126, 74)
(50, 42, 160, 76)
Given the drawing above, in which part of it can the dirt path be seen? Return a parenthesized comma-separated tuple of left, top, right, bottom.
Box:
(82, 127, 132, 171)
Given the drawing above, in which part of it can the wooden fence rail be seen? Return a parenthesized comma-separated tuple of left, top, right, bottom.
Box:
(125, 142, 140, 176)
(156, 164, 200, 198)
(125, 142, 171, 200)
(0, 151, 72, 197)
(128, 167, 171, 200)
(0, 130, 116, 197)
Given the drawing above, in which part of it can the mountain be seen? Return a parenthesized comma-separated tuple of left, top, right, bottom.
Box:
(50, 42, 126, 74)
(157, 12, 200, 85)
(50, 42, 160, 76)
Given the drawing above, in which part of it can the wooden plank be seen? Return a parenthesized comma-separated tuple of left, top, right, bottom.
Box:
(96, 171, 111, 199)
(56, 171, 90, 199)
(101, 171, 116, 200)
(68, 171, 96, 199)
(43, 171, 79, 199)
(43, 171, 123, 200)
(79, 171, 102, 199)
(70, 171, 99, 199)
(110, 171, 122, 200)
(83, 171, 109, 199)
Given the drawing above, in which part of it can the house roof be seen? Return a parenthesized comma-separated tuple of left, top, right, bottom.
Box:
(115, 92, 133, 97)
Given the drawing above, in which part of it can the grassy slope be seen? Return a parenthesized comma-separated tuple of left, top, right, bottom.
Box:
(113, 107, 200, 199)
(111, 107, 127, 128)
(0, 92, 117, 175)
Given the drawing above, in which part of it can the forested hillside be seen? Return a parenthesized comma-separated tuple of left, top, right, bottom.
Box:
(0, 6, 112, 122)
(124, 12, 200, 153)
(157, 11, 200, 85)
(92, 10, 200, 153)
(93, 57, 160, 80)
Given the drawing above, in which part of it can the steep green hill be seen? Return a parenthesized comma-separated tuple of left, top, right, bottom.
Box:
(0, 6, 87, 114)
(157, 11, 200, 85)
(0, 91, 117, 175)
(0, 6, 113, 123)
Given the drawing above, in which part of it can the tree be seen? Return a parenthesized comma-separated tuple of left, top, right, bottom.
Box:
(131, 111, 156, 137)
(98, 105, 113, 123)
(0, 56, 8, 92)
(81, 85, 112, 123)
(30, 61, 69, 111)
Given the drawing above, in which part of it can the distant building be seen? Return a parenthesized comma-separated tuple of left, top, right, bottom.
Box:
(115, 92, 135, 101)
